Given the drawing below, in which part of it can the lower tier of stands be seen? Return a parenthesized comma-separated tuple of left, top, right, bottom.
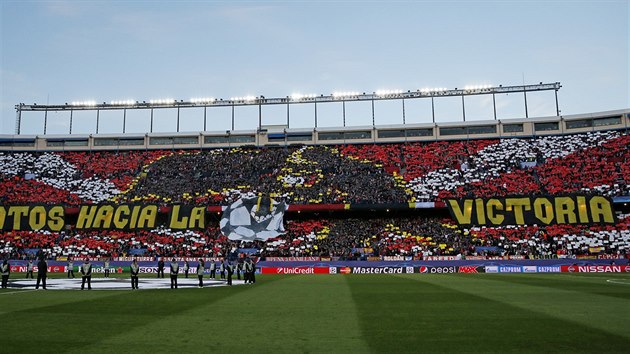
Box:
(2, 214, 628, 261)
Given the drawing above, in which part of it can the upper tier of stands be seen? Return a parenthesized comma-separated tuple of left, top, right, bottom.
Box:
(1, 130, 628, 205)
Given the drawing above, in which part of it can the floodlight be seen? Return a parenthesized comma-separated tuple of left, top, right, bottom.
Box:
(149, 99, 175, 105)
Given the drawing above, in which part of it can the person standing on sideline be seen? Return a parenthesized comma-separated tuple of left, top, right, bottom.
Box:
(250, 257, 256, 284)
(36, 257, 47, 290)
(130, 258, 140, 290)
(197, 259, 205, 288)
(104, 258, 111, 278)
(184, 260, 190, 278)
(1, 260, 10, 288)
(236, 261, 242, 281)
(26, 259, 34, 279)
(209, 260, 216, 279)
(226, 261, 233, 286)
(81, 259, 92, 290)
(67, 258, 75, 278)
(244, 259, 252, 284)
(169, 258, 179, 289)
(219, 260, 225, 280)
(157, 257, 165, 278)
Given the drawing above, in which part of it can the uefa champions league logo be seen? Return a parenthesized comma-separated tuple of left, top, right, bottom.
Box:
(250, 202, 275, 223)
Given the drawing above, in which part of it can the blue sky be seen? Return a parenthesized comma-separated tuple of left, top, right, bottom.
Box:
(1, 0, 628, 135)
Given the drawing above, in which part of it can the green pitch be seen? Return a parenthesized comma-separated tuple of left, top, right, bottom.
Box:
(1, 273, 629, 353)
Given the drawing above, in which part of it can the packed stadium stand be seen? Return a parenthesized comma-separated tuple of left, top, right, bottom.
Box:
(1, 112, 629, 261)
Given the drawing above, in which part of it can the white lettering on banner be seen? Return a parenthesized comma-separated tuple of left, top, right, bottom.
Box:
(578, 265, 624, 273)
(383, 256, 412, 261)
(351, 267, 404, 274)
(116, 257, 154, 262)
(537, 266, 561, 273)
(485, 266, 499, 273)
(138, 266, 201, 274)
(266, 257, 320, 262)
(498, 266, 522, 273)
(508, 255, 526, 260)
(597, 254, 625, 260)
(429, 266, 457, 274)
(277, 267, 314, 274)
(424, 256, 457, 261)
(116, 257, 217, 262)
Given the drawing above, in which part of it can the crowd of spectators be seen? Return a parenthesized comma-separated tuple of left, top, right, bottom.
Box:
(121, 146, 409, 205)
(463, 214, 630, 258)
(2, 214, 628, 260)
(1, 130, 628, 206)
(406, 130, 628, 200)
(1, 130, 629, 259)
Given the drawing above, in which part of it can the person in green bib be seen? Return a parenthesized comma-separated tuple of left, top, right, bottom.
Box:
(81, 259, 92, 290)
(197, 259, 205, 288)
(130, 258, 140, 290)
(169, 258, 179, 289)
(1, 260, 10, 288)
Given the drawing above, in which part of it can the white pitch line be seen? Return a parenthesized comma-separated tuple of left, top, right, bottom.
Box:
(0, 289, 39, 295)
(4, 278, 245, 290)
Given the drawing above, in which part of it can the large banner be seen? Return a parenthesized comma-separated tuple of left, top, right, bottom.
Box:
(446, 195, 616, 227)
(261, 267, 330, 274)
(0, 204, 210, 231)
(560, 265, 630, 273)
(76, 204, 208, 230)
(0, 205, 65, 231)
(220, 196, 287, 241)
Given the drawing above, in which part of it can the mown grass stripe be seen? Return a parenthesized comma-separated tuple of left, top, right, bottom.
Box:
(482, 273, 630, 300)
(348, 274, 630, 353)
(67, 275, 370, 354)
(1, 281, 261, 354)
(401, 274, 630, 342)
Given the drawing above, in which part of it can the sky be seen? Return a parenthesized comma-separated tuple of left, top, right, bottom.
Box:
(1, 0, 628, 135)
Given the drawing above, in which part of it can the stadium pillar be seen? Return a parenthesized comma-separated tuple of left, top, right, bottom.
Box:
(314, 101, 318, 128)
(231, 105, 235, 131)
(44, 109, 48, 135)
(123, 109, 126, 134)
(95, 110, 99, 134)
(177, 107, 180, 132)
(286, 102, 290, 128)
(258, 103, 262, 130)
(203, 106, 207, 131)
(371, 99, 375, 126)
(15, 108, 21, 135)
(461, 95, 466, 122)
(402, 98, 406, 124)
(69, 109, 74, 134)
(492, 93, 497, 120)
(523, 88, 529, 118)
(431, 96, 435, 123)
(342, 100, 346, 127)
(150, 108, 154, 133)
(555, 90, 560, 116)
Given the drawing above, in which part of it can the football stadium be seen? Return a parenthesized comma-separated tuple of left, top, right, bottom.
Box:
(2, 94, 630, 353)
(2, 2, 629, 353)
